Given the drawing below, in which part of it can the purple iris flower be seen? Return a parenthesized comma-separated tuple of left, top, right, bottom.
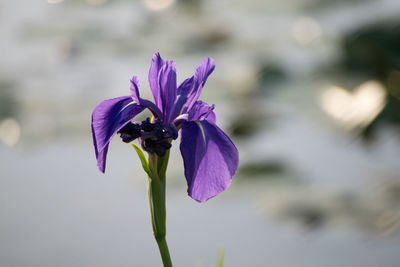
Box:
(91, 53, 239, 202)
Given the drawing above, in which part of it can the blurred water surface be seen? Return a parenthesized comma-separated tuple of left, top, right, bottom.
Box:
(1, 0, 400, 266)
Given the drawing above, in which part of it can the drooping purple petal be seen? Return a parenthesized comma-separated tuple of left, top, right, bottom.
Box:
(148, 52, 165, 110)
(184, 58, 215, 112)
(180, 120, 238, 202)
(158, 60, 177, 121)
(139, 99, 163, 120)
(188, 100, 216, 124)
(91, 96, 145, 173)
(130, 76, 141, 104)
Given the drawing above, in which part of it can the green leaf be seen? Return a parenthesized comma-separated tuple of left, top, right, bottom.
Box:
(131, 143, 151, 176)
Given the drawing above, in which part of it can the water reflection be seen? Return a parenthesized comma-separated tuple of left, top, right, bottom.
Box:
(2, 0, 400, 266)
(260, 181, 400, 235)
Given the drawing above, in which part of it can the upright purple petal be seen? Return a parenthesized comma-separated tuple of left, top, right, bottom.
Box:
(169, 77, 194, 121)
(130, 76, 141, 104)
(169, 58, 215, 121)
(194, 58, 215, 89)
(91, 96, 145, 173)
(158, 60, 177, 121)
(148, 52, 165, 110)
(177, 76, 194, 95)
(184, 58, 215, 112)
(180, 120, 238, 202)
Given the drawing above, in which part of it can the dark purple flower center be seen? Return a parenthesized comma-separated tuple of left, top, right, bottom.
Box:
(118, 118, 178, 156)
(118, 123, 141, 143)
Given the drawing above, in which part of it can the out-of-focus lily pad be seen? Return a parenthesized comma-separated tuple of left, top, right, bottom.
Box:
(341, 22, 400, 79)
(238, 160, 287, 178)
(260, 183, 400, 235)
(0, 80, 18, 119)
(258, 63, 287, 90)
(184, 26, 231, 52)
(302, 0, 373, 11)
(229, 111, 274, 138)
(177, 0, 203, 13)
(229, 118, 260, 138)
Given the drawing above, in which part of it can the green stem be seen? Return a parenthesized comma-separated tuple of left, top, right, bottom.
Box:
(147, 151, 173, 267)
(156, 235, 172, 266)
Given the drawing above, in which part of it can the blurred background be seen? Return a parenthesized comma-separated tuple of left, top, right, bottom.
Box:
(1, 0, 400, 266)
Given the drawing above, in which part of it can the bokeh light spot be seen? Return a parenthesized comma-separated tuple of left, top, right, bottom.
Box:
(321, 81, 386, 130)
(47, 0, 64, 4)
(292, 17, 322, 45)
(0, 118, 21, 147)
(143, 0, 175, 11)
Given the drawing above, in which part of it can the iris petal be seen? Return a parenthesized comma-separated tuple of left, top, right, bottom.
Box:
(184, 58, 215, 112)
(130, 76, 141, 104)
(129, 75, 163, 119)
(188, 101, 216, 124)
(169, 77, 194, 121)
(177, 76, 194, 96)
(158, 60, 177, 121)
(91, 96, 145, 173)
(148, 52, 165, 110)
(180, 120, 238, 202)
